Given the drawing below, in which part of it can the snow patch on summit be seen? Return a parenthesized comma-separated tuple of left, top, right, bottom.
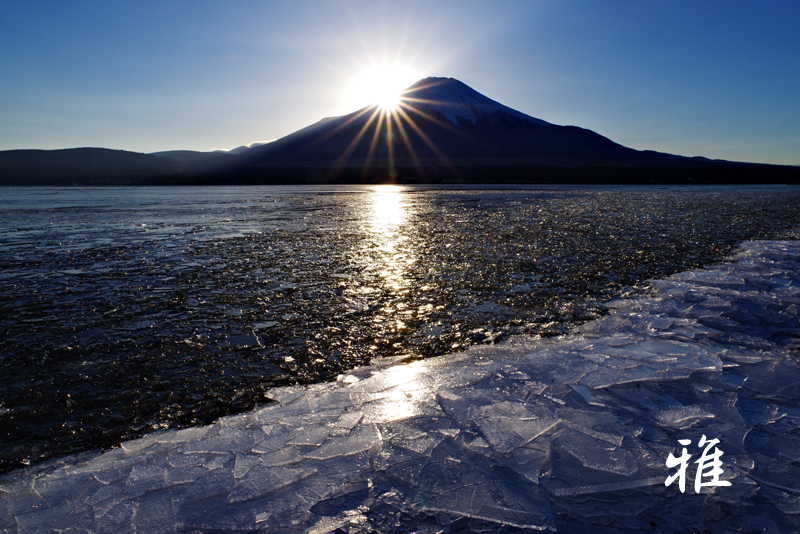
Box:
(403, 77, 552, 128)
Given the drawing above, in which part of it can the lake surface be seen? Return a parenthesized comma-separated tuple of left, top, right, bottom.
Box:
(1, 184, 799, 473)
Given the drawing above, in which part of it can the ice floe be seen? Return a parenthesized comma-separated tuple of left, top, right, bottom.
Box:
(1, 240, 800, 533)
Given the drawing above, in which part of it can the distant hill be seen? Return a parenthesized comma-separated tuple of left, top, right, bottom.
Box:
(149, 150, 233, 166)
(226, 141, 272, 154)
(0, 148, 194, 185)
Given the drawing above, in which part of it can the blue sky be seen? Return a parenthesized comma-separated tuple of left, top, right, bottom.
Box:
(1, 1, 798, 164)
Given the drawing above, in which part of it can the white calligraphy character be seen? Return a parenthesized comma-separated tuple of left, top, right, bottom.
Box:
(665, 439, 693, 493)
(694, 434, 732, 493)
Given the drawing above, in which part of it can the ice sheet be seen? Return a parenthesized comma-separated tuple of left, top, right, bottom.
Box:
(2, 240, 800, 532)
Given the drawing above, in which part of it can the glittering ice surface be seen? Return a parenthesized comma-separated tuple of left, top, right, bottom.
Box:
(2, 240, 800, 533)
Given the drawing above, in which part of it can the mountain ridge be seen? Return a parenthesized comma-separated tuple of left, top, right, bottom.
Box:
(0, 148, 192, 185)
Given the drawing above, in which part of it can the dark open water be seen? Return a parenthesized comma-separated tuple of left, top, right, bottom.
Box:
(1, 184, 799, 474)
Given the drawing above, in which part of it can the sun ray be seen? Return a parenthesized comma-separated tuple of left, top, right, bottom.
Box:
(322, 109, 384, 181)
(397, 99, 477, 141)
(390, 107, 422, 170)
(362, 109, 388, 178)
(292, 105, 378, 161)
(386, 110, 396, 178)
(393, 103, 463, 179)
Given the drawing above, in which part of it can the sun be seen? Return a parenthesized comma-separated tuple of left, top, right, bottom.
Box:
(346, 63, 420, 112)
(376, 89, 401, 112)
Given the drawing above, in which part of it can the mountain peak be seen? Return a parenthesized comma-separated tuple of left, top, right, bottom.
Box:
(404, 76, 459, 89)
(400, 77, 551, 128)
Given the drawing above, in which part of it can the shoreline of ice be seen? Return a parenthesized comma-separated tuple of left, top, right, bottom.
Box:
(2, 239, 800, 533)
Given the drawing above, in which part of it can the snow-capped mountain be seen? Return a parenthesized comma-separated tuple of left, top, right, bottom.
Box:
(400, 77, 551, 128)
(239, 77, 651, 165)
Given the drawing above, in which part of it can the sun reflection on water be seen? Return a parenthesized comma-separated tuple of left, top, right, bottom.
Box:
(368, 186, 413, 294)
(370, 185, 406, 233)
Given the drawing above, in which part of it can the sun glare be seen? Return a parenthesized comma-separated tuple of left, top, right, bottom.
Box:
(347, 64, 419, 112)
(377, 91, 401, 112)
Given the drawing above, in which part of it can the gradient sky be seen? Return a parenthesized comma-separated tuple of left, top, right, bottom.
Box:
(2, 1, 799, 164)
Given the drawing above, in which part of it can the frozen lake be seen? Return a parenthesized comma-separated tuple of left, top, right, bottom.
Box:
(1, 184, 799, 479)
(1, 235, 799, 532)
